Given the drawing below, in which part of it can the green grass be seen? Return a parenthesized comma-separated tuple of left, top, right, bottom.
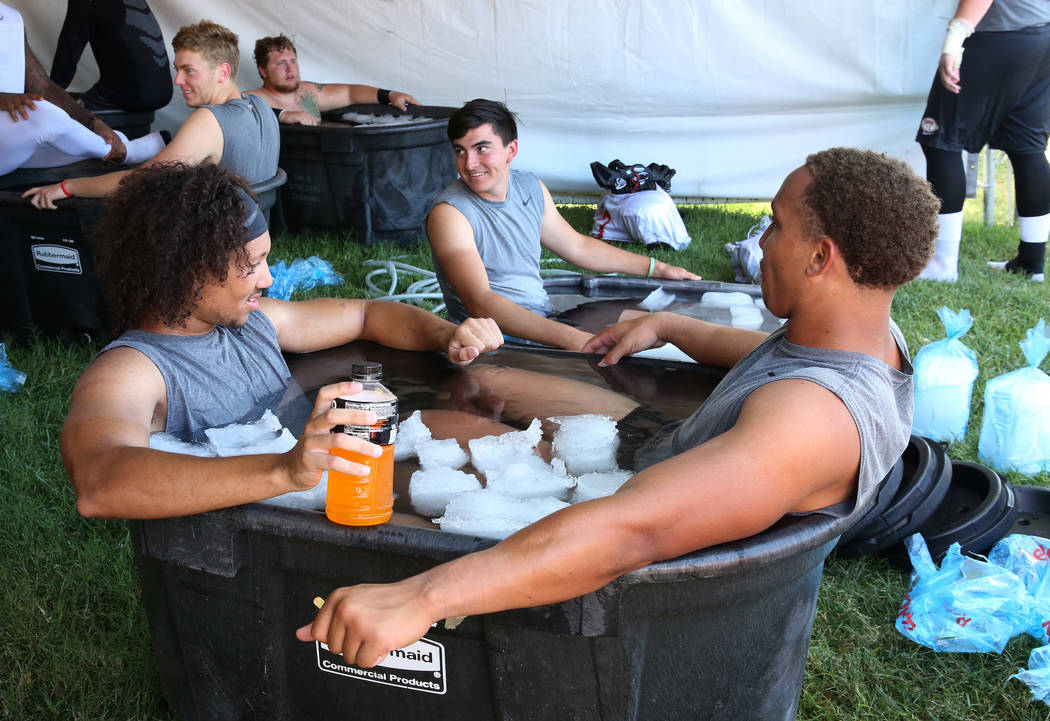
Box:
(2, 152, 1049, 719)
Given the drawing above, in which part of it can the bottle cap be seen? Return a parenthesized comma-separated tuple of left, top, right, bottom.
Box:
(351, 362, 383, 382)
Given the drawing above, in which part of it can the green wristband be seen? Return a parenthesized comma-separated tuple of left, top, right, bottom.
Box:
(646, 256, 655, 278)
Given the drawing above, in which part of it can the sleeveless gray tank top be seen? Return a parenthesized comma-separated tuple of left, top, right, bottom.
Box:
(203, 94, 279, 185)
(100, 310, 291, 440)
(430, 168, 551, 323)
(978, 0, 1050, 31)
(638, 321, 913, 528)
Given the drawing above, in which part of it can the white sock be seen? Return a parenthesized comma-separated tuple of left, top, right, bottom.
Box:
(920, 211, 963, 282)
(1018, 213, 1050, 245)
(121, 131, 166, 165)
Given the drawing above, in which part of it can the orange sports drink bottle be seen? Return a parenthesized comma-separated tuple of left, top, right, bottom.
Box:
(326, 362, 397, 526)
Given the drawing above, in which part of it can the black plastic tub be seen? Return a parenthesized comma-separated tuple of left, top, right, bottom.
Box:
(94, 107, 155, 140)
(0, 158, 116, 192)
(130, 341, 844, 721)
(0, 192, 109, 342)
(0, 168, 284, 342)
(275, 103, 457, 244)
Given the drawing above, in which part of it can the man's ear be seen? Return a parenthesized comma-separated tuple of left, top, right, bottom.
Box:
(805, 236, 837, 277)
(257, 65, 265, 81)
(506, 139, 519, 162)
(217, 62, 231, 83)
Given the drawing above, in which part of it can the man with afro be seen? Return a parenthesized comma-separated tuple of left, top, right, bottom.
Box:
(61, 162, 502, 519)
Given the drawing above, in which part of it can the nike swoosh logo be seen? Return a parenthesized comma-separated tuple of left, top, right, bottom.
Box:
(523, 196, 531, 205)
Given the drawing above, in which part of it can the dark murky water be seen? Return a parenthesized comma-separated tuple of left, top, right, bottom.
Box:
(283, 342, 726, 519)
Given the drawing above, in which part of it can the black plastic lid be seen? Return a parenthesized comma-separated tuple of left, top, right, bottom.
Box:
(884, 460, 1016, 567)
(1005, 484, 1050, 539)
(351, 362, 383, 381)
(834, 436, 953, 559)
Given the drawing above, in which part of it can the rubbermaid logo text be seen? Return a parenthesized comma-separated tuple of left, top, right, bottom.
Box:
(31, 244, 82, 275)
(316, 637, 446, 694)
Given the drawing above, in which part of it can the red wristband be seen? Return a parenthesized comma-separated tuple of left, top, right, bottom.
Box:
(60, 179, 73, 198)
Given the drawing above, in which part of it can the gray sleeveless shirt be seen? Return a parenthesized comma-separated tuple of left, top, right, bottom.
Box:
(203, 94, 279, 185)
(430, 168, 551, 323)
(978, 0, 1050, 31)
(639, 321, 913, 527)
(100, 310, 291, 440)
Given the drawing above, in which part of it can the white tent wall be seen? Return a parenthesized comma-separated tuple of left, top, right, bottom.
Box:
(11, 0, 953, 200)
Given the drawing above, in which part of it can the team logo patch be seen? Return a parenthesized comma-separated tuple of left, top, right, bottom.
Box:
(920, 117, 939, 135)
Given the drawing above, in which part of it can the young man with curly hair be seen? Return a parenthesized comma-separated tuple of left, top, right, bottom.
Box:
(246, 34, 419, 126)
(298, 147, 940, 669)
(61, 163, 502, 519)
(23, 19, 279, 209)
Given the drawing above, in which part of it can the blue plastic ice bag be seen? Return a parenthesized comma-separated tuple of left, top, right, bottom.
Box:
(977, 319, 1050, 474)
(0, 343, 26, 393)
(1011, 644, 1050, 705)
(895, 534, 1030, 653)
(988, 534, 1050, 644)
(912, 307, 978, 442)
(268, 256, 344, 301)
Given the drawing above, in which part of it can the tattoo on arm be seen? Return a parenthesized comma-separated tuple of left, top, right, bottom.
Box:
(297, 87, 322, 118)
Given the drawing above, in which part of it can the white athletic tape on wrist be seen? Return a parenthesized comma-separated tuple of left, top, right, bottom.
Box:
(942, 17, 974, 66)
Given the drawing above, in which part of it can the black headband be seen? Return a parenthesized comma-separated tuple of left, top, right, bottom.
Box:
(235, 186, 268, 240)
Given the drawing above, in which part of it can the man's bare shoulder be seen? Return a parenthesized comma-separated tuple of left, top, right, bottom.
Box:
(734, 378, 860, 506)
(427, 202, 474, 247)
(69, 346, 167, 431)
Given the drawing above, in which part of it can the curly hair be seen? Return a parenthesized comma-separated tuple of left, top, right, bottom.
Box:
(172, 20, 240, 76)
(801, 147, 940, 288)
(94, 163, 256, 335)
(254, 35, 296, 71)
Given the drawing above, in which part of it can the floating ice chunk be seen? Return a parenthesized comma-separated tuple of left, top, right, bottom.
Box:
(632, 343, 696, 364)
(262, 471, 329, 511)
(699, 291, 755, 308)
(729, 305, 764, 330)
(212, 427, 297, 457)
(754, 298, 767, 311)
(638, 287, 676, 312)
(409, 467, 483, 518)
(572, 470, 633, 503)
(204, 410, 297, 456)
(205, 409, 280, 446)
(155, 410, 299, 457)
(416, 438, 470, 469)
(468, 419, 542, 476)
(393, 410, 432, 461)
(149, 432, 215, 457)
(437, 489, 569, 539)
(551, 414, 617, 445)
(560, 447, 617, 476)
(486, 455, 575, 501)
(550, 414, 619, 475)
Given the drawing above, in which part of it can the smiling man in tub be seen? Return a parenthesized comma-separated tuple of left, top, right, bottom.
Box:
(61, 162, 502, 520)
(426, 99, 700, 351)
(298, 147, 939, 669)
